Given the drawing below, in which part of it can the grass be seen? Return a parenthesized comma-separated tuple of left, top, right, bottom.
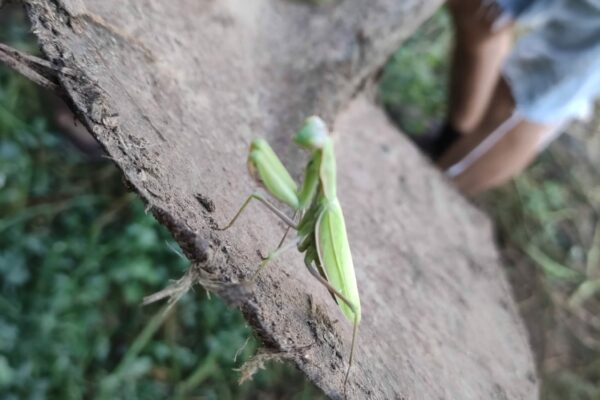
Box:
(379, 10, 451, 135)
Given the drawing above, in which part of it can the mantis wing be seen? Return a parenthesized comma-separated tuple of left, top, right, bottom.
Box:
(315, 199, 361, 323)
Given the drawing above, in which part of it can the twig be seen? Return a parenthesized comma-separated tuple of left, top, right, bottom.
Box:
(586, 221, 600, 278)
(234, 336, 252, 362)
(0, 43, 76, 75)
(0, 42, 75, 94)
(0, 45, 59, 92)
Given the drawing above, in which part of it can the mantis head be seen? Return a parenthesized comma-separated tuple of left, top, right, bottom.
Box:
(294, 116, 330, 150)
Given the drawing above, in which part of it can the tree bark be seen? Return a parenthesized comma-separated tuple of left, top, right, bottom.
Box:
(21, 0, 537, 398)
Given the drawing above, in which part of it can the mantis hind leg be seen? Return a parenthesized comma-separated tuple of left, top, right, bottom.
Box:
(304, 260, 359, 391)
(218, 192, 299, 231)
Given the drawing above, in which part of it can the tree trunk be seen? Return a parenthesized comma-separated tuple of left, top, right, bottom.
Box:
(21, 0, 537, 398)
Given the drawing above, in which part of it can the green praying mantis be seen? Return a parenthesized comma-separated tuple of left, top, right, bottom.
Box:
(218, 116, 361, 388)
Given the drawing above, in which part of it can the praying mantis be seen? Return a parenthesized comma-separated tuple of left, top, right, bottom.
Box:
(218, 116, 361, 389)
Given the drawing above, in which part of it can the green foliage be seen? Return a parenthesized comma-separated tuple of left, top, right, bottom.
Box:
(378, 10, 451, 136)
(0, 19, 322, 400)
(543, 370, 600, 400)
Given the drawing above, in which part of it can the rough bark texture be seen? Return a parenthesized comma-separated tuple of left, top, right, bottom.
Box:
(23, 0, 538, 398)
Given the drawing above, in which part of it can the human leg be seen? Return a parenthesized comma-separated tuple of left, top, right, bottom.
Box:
(419, 0, 514, 160)
(437, 0, 600, 195)
(438, 78, 556, 195)
(446, 0, 514, 135)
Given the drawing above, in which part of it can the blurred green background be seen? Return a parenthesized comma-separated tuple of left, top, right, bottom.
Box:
(1, 5, 599, 400)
